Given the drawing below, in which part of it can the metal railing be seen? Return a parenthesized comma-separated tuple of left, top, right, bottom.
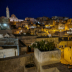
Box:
(0, 38, 18, 46)
(0, 38, 19, 55)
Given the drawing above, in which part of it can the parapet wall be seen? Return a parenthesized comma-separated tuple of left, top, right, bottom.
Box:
(17, 36, 59, 46)
(17, 36, 37, 46)
(0, 53, 34, 72)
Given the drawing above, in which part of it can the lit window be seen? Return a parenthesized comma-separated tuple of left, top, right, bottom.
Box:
(3, 24, 7, 26)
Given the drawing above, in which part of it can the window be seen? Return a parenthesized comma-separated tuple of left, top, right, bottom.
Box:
(65, 45, 67, 47)
(59, 46, 61, 48)
(70, 57, 71, 60)
(0, 24, 10, 30)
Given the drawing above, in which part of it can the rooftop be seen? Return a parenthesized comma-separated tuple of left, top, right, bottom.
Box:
(14, 34, 37, 36)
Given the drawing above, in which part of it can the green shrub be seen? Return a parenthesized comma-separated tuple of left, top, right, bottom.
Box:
(30, 40, 56, 51)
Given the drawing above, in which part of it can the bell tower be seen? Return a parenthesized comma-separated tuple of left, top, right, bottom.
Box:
(6, 6, 10, 18)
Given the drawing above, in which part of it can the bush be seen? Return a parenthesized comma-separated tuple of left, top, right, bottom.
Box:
(30, 40, 56, 51)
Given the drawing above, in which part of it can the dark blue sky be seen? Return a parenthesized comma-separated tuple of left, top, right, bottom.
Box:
(0, 0, 72, 19)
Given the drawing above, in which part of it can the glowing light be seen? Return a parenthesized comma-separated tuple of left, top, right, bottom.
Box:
(30, 26, 36, 28)
(38, 22, 40, 24)
(24, 33, 26, 35)
(48, 34, 51, 37)
(3, 24, 7, 26)
(70, 28, 72, 30)
(67, 31, 72, 34)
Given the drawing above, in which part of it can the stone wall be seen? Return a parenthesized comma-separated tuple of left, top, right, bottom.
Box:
(41, 62, 70, 72)
(34, 48, 61, 72)
(0, 53, 34, 72)
(0, 17, 10, 24)
(17, 36, 59, 46)
(21, 46, 27, 54)
(64, 47, 72, 64)
(58, 41, 72, 48)
(17, 36, 37, 46)
(0, 48, 18, 58)
(36, 37, 59, 45)
(0, 30, 12, 34)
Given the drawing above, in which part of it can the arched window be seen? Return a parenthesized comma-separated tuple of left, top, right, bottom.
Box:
(65, 45, 67, 47)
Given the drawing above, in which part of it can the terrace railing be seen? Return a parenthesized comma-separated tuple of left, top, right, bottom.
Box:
(0, 38, 19, 55)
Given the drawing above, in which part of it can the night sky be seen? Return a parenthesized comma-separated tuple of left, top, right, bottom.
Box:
(0, 0, 72, 19)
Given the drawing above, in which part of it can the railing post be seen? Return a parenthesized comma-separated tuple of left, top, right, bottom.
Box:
(16, 39, 19, 56)
(17, 45, 19, 56)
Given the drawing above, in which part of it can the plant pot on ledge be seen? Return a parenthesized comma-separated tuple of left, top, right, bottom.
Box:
(30, 40, 61, 64)
(34, 48, 61, 64)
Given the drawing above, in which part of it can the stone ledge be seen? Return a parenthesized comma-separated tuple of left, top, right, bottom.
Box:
(0, 53, 34, 61)
(42, 62, 70, 72)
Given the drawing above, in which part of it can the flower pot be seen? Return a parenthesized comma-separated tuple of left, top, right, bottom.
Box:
(34, 48, 61, 63)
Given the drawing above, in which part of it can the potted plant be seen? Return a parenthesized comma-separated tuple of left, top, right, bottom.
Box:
(30, 40, 61, 64)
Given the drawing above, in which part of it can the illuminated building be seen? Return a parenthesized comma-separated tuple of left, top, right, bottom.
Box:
(0, 16, 12, 35)
(52, 16, 69, 20)
(25, 17, 37, 23)
(37, 16, 49, 21)
(9, 14, 23, 22)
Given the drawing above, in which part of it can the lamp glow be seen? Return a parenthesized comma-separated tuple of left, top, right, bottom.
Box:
(3, 24, 7, 26)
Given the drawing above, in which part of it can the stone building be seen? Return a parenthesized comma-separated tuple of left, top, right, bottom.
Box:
(9, 14, 24, 30)
(0, 17, 10, 29)
(0, 38, 19, 58)
(0, 17, 12, 34)
(25, 17, 37, 23)
(37, 16, 49, 21)
(52, 16, 69, 20)
(10, 14, 23, 22)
